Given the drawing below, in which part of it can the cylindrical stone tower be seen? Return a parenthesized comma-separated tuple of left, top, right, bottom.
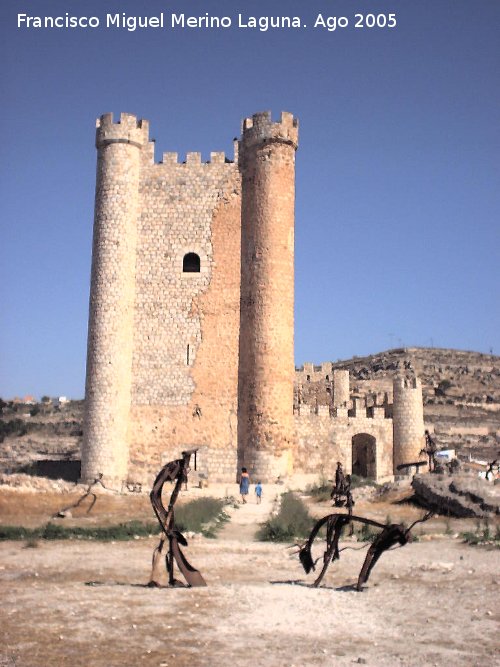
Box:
(81, 113, 149, 484)
(237, 111, 299, 481)
(333, 370, 350, 408)
(392, 376, 425, 474)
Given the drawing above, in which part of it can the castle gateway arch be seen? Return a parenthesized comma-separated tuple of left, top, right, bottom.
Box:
(351, 433, 377, 479)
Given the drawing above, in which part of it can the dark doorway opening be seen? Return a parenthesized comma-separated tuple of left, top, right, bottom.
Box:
(351, 434, 376, 479)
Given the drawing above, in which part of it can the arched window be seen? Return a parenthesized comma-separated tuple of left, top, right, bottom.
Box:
(183, 252, 200, 273)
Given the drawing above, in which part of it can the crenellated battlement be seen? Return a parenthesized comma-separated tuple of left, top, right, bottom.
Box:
(294, 403, 388, 421)
(394, 376, 422, 392)
(295, 362, 337, 377)
(98, 113, 240, 166)
(96, 112, 149, 132)
(159, 149, 237, 166)
(240, 110, 299, 151)
(96, 112, 150, 149)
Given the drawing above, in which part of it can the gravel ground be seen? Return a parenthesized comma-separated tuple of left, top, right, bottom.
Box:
(0, 485, 499, 667)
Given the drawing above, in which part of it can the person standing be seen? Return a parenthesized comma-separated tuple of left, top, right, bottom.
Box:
(239, 467, 250, 504)
(255, 481, 263, 504)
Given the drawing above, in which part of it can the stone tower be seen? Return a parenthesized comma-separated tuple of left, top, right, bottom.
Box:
(82, 113, 150, 484)
(392, 376, 425, 474)
(82, 110, 298, 485)
(237, 112, 299, 480)
(333, 369, 350, 408)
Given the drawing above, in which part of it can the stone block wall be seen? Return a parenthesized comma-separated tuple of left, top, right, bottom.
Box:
(127, 155, 242, 483)
(294, 411, 394, 482)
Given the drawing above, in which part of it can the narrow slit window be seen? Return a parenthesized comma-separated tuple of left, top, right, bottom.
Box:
(183, 252, 200, 273)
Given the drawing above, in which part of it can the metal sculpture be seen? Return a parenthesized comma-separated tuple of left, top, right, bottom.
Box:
(331, 464, 355, 517)
(299, 511, 432, 590)
(148, 449, 207, 588)
(331, 462, 348, 507)
(485, 458, 499, 481)
(53, 473, 107, 517)
(420, 430, 438, 472)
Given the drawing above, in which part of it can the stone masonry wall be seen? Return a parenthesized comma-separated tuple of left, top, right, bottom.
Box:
(295, 365, 352, 410)
(295, 409, 394, 482)
(127, 153, 242, 484)
(131, 152, 239, 405)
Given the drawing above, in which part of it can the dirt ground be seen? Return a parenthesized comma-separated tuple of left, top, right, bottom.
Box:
(0, 483, 499, 667)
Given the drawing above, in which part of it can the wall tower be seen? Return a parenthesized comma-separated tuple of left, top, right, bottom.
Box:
(333, 369, 350, 408)
(392, 376, 425, 474)
(237, 112, 299, 480)
(82, 113, 150, 483)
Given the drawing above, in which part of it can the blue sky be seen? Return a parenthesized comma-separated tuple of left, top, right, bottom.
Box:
(1, 0, 499, 398)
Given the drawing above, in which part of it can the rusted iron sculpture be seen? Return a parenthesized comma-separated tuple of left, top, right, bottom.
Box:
(53, 473, 107, 517)
(485, 458, 499, 481)
(148, 449, 207, 588)
(299, 513, 352, 587)
(331, 464, 355, 517)
(420, 430, 438, 472)
(299, 511, 432, 590)
(329, 463, 355, 535)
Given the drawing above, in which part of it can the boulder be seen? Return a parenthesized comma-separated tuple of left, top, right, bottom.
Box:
(411, 473, 500, 518)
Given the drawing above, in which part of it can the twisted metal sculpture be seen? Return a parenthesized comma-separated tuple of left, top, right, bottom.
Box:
(299, 511, 433, 590)
(53, 473, 107, 517)
(148, 449, 207, 588)
(420, 430, 438, 472)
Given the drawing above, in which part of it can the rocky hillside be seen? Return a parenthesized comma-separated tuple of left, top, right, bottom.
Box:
(0, 348, 498, 477)
(0, 399, 83, 479)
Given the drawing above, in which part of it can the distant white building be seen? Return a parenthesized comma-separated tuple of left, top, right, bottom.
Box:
(53, 396, 70, 407)
(435, 449, 456, 462)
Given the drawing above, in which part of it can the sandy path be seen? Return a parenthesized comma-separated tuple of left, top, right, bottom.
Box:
(218, 485, 278, 541)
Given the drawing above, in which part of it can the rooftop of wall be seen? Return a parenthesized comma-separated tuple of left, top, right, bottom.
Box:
(240, 110, 299, 150)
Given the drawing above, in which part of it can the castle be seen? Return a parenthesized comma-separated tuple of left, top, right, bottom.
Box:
(82, 111, 426, 486)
